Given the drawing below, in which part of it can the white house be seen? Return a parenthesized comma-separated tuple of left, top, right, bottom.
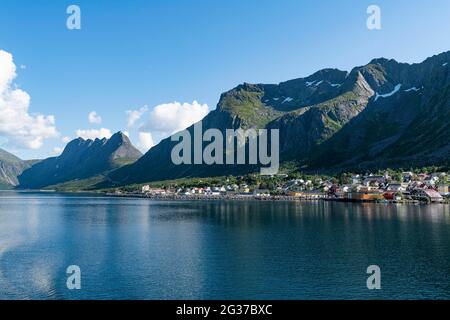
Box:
(386, 183, 406, 192)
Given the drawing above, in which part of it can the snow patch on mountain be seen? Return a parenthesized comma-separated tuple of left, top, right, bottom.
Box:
(282, 97, 294, 104)
(374, 84, 402, 102)
(404, 87, 420, 92)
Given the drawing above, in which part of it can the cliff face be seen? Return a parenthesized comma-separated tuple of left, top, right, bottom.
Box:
(310, 51, 450, 171)
(0, 148, 29, 187)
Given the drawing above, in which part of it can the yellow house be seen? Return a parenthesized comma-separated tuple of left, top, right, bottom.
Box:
(438, 185, 449, 195)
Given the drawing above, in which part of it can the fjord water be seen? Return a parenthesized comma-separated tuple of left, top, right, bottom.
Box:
(1, 191, 450, 300)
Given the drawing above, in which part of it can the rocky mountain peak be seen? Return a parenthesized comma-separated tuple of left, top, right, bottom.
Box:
(17, 131, 142, 189)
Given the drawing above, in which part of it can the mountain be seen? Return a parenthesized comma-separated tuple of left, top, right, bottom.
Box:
(103, 51, 450, 186)
(310, 52, 450, 171)
(0, 148, 30, 188)
(18, 132, 142, 189)
(104, 68, 372, 185)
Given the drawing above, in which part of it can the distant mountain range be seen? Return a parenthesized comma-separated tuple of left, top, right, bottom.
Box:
(1, 50, 449, 189)
(17, 132, 142, 189)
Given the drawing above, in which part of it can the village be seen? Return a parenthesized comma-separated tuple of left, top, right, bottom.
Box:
(109, 171, 450, 204)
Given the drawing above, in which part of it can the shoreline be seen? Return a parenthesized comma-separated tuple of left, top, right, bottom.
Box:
(3, 190, 447, 204)
(105, 192, 448, 204)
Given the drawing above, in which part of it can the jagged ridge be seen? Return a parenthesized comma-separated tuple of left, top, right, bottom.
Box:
(105, 50, 450, 185)
(18, 132, 142, 189)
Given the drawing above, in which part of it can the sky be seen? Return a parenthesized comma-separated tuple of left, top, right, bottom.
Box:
(0, 0, 449, 159)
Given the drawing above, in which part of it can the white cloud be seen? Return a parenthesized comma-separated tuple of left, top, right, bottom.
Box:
(137, 132, 154, 152)
(62, 136, 71, 143)
(75, 128, 112, 140)
(52, 147, 63, 155)
(88, 111, 102, 124)
(141, 101, 209, 137)
(0, 50, 58, 149)
(126, 105, 148, 127)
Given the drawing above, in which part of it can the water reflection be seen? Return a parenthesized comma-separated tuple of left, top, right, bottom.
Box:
(0, 192, 449, 299)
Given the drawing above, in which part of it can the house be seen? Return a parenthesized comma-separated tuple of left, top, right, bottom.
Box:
(345, 191, 384, 202)
(412, 189, 443, 202)
(321, 182, 333, 192)
(363, 175, 385, 187)
(431, 172, 446, 179)
(341, 184, 353, 192)
(356, 185, 379, 192)
(383, 192, 403, 201)
(386, 182, 407, 192)
(402, 172, 414, 183)
(352, 175, 362, 185)
(141, 185, 166, 195)
(150, 188, 166, 195)
(253, 189, 270, 196)
(191, 188, 205, 194)
(438, 184, 450, 196)
(417, 173, 429, 181)
(425, 175, 440, 185)
(302, 190, 326, 199)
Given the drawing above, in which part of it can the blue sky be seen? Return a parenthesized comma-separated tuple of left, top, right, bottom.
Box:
(1, 0, 449, 159)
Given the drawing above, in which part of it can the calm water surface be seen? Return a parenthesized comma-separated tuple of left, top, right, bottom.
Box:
(1, 191, 450, 299)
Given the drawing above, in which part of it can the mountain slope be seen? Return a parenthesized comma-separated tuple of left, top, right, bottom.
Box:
(0, 148, 30, 187)
(103, 65, 376, 185)
(104, 50, 450, 186)
(268, 71, 374, 161)
(309, 51, 450, 171)
(18, 132, 142, 189)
